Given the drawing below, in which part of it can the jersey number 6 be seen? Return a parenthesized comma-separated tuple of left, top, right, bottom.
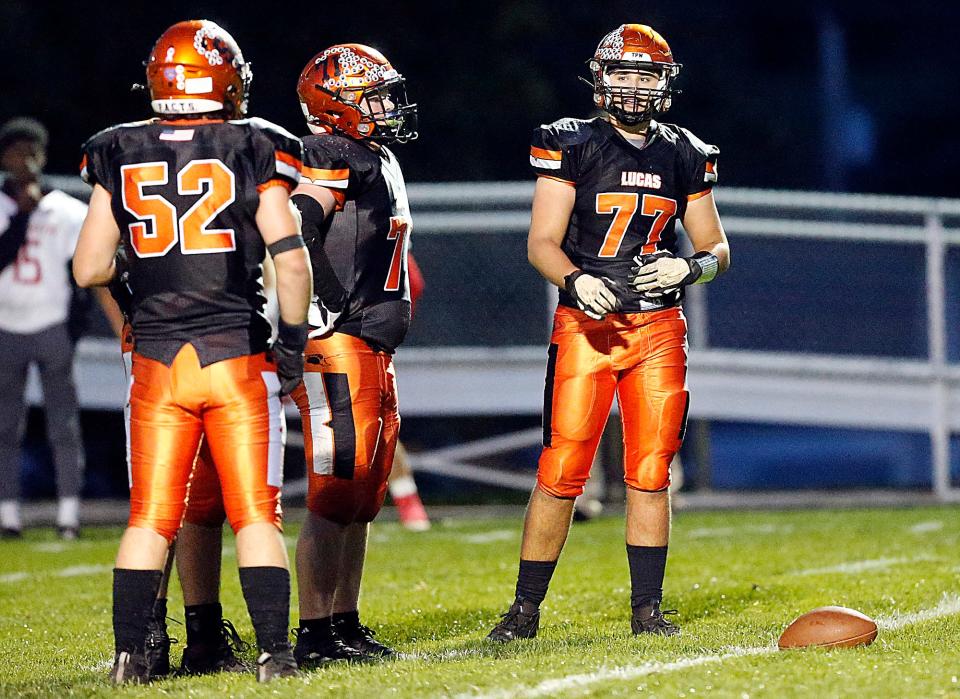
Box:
(596, 192, 677, 257)
(121, 160, 237, 258)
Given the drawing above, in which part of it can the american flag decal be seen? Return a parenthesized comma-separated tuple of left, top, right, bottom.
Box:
(159, 129, 195, 141)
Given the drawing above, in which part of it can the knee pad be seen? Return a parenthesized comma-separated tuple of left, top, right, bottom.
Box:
(307, 476, 388, 525)
(537, 449, 592, 499)
(625, 390, 689, 492)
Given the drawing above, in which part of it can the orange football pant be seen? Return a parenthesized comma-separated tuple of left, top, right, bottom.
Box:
(126, 343, 284, 541)
(292, 333, 400, 525)
(123, 329, 226, 530)
(538, 305, 690, 498)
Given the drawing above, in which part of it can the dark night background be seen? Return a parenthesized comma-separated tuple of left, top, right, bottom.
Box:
(1, 0, 958, 195)
(4, 1, 960, 499)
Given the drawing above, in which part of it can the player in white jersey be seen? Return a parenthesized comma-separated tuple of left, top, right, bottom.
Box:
(0, 118, 110, 539)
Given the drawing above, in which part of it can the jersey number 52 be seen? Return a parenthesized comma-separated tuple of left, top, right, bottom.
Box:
(121, 160, 237, 258)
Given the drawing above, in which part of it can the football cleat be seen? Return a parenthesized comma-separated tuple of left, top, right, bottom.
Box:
(631, 601, 680, 636)
(334, 617, 395, 659)
(110, 650, 150, 685)
(57, 525, 79, 541)
(256, 648, 297, 682)
(180, 618, 250, 675)
(293, 625, 368, 667)
(144, 608, 175, 678)
(486, 599, 540, 643)
(394, 492, 431, 532)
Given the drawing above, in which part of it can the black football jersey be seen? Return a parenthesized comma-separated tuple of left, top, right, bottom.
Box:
(529, 117, 718, 312)
(81, 117, 303, 365)
(300, 134, 412, 353)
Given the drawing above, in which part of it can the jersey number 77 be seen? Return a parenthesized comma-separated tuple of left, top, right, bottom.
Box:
(596, 192, 677, 257)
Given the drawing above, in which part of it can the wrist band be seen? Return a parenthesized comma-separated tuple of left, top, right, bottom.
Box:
(691, 251, 720, 284)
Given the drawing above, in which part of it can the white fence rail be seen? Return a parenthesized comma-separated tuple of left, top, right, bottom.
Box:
(39, 178, 960, 499)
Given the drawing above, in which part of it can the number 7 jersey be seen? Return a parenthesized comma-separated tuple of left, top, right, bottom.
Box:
(300, 133, 412, 353)
(80, 117, 303, 366)
(530, 116, 718, 312)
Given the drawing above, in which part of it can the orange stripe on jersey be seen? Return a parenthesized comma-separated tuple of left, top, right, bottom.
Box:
(687, 189, 712, 202)
(302, 166, 349, 182)
(275, 150, 303, 169)
(530, 146, 562, 161)
(258, 178, 293, 193)
(79, 154, 88, 174)
(705, 161, 716, 173)
(538, 174, 575, 186)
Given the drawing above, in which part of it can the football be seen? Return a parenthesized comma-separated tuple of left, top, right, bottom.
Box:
(778, 606, 878, 650)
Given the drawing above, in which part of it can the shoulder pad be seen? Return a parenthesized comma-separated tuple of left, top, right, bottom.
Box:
(82, 119, 156, 150)
(539, 117, 597, 146)
(242, 117, 300, 143)
(657, 122, 719, 158)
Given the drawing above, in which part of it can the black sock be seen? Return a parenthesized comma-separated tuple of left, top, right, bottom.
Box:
(152, 597, 167, 623)
(113, 569, 164, 653)
(185, 602, 223, 647)
(299, 616, 335, 642)
(515, 559, 557, 607)
(332, 610, 360, 627)
(238, 566, 291, 652)
(627, 545, 668, 609)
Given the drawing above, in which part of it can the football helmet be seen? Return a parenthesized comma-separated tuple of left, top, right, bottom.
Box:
(297, 44, 418, 144)
(145, 20, 252, 118)
(585, 24, 681, 126)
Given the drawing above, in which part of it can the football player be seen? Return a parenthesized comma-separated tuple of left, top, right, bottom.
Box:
(487, 24, 729, 641)
(288, 43, 417, 666)
(72, 20, 312, 683)
(104, 259, 249, 678)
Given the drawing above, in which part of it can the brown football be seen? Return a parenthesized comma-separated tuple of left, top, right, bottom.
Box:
(778, 606, 878, 649)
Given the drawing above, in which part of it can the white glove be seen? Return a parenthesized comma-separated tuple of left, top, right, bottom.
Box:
(307, 296, 343, 339)
(630, 251, 702, 297)
(564, 271, 622, 319)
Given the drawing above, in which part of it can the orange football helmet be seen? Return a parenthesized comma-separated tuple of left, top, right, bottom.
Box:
(586, 24, 681, 125)
(145, 20, 252, 118)
(297, 44, 417, 144)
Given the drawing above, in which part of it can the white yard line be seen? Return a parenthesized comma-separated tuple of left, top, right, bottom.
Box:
(908, 520, 944, 534)
(876, 593, 960, 630)
(458, 594, 960, 699)
(461, 530, 517, 544)
(685, 523, 793, 539)
(792, 555, 935, 576)
(0, 563, 111, 584)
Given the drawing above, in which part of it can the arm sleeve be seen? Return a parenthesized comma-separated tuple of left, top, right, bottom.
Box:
(291, 192, 347, 310)
(529, 125, 577, 184)
(679, 127, 719, 200)
(252, 119, 304, 192)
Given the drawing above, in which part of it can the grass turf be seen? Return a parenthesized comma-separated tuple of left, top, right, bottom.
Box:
(1, 506, 959, 697)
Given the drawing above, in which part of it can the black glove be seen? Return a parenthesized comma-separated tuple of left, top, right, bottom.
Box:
(273, 320, 308, 396)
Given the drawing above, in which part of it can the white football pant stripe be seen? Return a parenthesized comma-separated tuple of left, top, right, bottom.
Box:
(302, 372, 334, 475)
(261, 372, 285, 488)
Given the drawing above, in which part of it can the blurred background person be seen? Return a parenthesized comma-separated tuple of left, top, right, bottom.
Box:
(387, 252, 430, 531)
(0, 117, 99, 539)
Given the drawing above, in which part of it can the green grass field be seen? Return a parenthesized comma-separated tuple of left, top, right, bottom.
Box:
(2, 505, 960, 697)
